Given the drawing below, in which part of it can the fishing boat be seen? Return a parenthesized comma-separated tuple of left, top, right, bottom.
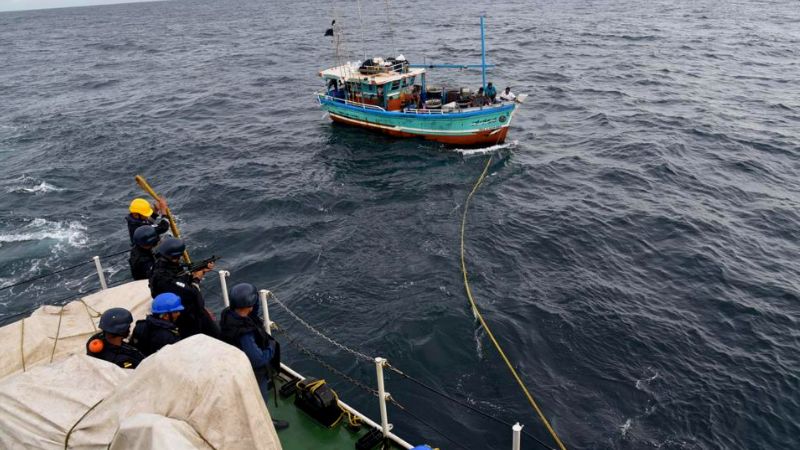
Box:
(317, 17, 525, 147)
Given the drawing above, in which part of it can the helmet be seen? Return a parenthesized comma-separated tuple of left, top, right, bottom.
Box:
(152, 292, 184, 314)
(129, 198, 153, 217)
(133, 225, 159, 247)
(99, 307, 133, 336)
(229, 283, 258, 309)
(156, 237, 185, 258)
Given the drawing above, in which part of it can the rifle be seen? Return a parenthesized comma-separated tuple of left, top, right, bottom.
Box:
(180, 255, 220, 277)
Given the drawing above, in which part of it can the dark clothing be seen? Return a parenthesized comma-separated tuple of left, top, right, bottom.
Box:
(471, 95, 490, 107)
(86, 332, 144, 369)
(129, 245, 155, 280)
(130, 315, 181, 356)
(219, 308, 280, 403)
(126, 214, 169, 245)
(149, 256, 220, 339)
(219, 308, 280, 371)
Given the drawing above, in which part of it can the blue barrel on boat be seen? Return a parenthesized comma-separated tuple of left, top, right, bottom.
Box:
(411, 446, 434, 450)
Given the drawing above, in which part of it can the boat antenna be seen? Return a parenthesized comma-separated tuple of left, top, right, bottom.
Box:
(355, 0, 367, 61)
(384, 0, 397, 56)
(480, 15, 487, 92)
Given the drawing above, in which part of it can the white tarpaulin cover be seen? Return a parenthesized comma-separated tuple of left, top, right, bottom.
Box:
(109, 413, 214, 450)
(0, 280, 152, 381)
(0, 335, 281, 450)
(0, 280, 282, 450)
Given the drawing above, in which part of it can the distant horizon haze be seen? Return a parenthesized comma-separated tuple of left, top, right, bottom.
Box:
(0, 0, 161, 13)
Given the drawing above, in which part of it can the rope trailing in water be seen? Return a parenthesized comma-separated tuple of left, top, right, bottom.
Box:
(272, 291, 556, 447)
(460, 156, 568, 450)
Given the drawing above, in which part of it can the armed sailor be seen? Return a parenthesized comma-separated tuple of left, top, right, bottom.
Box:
(86, 308, 144, 369)
(126, 197, 170, 245)
(130, 292, 184, 356)
(149, 237, 220, 338)
(219, 283, 288, 430)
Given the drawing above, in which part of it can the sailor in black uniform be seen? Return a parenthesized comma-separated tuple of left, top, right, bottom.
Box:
(149, 237, 219, 338)
(129, 225, 160, 280)
(130, 292, 184, 356)
(126, 197, 170, 244)
(86, 308, 144, 369)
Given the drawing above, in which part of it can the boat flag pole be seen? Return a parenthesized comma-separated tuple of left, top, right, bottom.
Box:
(480, 15, 487, 92)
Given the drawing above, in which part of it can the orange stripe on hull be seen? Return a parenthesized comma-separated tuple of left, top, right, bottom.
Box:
(329, 114, 509, 147)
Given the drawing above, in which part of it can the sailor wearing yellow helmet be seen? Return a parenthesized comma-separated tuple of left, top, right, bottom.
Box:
(126, 197, 169, 244)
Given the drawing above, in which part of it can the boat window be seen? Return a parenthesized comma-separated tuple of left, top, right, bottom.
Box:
(391, 80, 401, 91)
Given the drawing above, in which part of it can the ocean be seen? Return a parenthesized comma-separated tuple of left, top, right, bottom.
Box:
(0, 0, 798, 448)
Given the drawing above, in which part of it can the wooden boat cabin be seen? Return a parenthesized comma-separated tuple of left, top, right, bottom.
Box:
(321, 57, 427, 111)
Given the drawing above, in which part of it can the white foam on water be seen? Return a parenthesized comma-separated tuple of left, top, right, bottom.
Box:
(6, 175, 64, 194)
(451, 139, 519, 157)
(635, 369, 659, 390)
(620, 418, 632, 437)
(0, 218, 88, 248)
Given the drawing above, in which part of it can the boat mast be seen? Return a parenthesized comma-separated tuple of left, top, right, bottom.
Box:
(480, 16, 487, 92)
(356, 0, 367, 61)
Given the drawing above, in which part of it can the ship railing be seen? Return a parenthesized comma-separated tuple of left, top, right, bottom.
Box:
(318, 94, 387, 112)
(403, 102, 509, 115)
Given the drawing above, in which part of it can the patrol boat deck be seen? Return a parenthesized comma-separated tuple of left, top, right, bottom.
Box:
(0, 252, 532, 450)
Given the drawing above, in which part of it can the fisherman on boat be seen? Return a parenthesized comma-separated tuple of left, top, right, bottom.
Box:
(149, 237, 220, 339)
(218, 282, 289, 430)
(86, 307, 145, 369)
(471, 87, 491, 107)
(499, 86, 516, 102)
(130, 292, 184, 357)
(126, 197, 169, 244)
(129, 225, 160, 280)
(485, 82, 497, 103)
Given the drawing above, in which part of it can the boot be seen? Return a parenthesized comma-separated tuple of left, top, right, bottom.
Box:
(272, 419, 289, 431)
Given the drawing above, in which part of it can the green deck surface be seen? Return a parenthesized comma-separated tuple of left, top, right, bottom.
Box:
(270, 377, 400, 450)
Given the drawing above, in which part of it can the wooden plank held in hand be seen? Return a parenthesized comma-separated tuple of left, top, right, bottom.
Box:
(134, 175, 192, 264)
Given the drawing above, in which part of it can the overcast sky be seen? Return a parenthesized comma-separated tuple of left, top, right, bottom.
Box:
(0, 0, 157, 12)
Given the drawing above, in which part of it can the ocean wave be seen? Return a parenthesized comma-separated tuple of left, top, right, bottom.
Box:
(0, 218, 88, 248)
(5, 175, 64, 194)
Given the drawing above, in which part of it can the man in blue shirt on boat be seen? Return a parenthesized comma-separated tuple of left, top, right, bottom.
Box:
(485, 82, 497, 102)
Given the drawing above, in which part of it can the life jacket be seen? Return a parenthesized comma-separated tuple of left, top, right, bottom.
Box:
(130, 315, 180, 357)
(219, 308, 280, 373)
(85, 332, 144, 369)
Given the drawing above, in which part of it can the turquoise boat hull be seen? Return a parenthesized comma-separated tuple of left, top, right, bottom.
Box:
(317, 94, 516, 147)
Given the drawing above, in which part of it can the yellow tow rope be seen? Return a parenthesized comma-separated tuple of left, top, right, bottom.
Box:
(135, 175, 191, 264)
(460, 156, 568, 450)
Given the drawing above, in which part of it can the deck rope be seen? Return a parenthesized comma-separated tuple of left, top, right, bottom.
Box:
(50, 304, 67, 363)
(20, 318, 26, 372)
(63, 399, 104, 449)
(460, 156, 568, 450)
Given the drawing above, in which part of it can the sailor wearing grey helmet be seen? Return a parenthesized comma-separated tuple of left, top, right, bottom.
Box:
(129, 225, 161, 280)
(219, 283, 288, 430)
(86, 307, 144, 369)
(149, 237, 219, 339)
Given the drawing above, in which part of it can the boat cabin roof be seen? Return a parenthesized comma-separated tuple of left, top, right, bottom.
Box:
(320, 63, 425, 86)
